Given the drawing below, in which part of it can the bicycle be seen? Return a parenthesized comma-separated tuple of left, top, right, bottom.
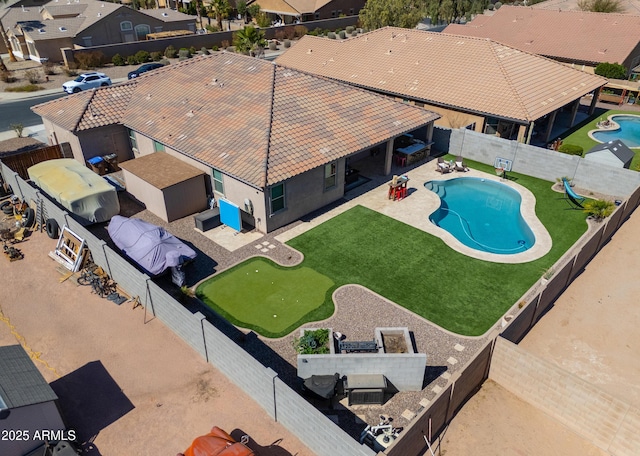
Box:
(77, 266, 117, 298)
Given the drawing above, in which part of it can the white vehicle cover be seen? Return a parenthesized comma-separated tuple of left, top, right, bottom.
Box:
(107, 215, 196, 276)
(27, 159, 119, 223)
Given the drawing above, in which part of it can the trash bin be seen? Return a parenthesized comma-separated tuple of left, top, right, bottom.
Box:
(87, 156, 106, 175)
(102, 153, 119, 172)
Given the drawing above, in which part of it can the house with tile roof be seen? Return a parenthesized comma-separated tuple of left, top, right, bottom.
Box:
(0, 345, 66, 456)
(32, 52, 439, 231)
(255, 0, 365, 23)
(276, 27, 607, 144)
(2, 0, 196, 63)
(443, 6, 640, 76)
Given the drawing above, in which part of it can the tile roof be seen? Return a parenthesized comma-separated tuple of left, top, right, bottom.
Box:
(275, 28, 607, 123)
(118, 152, 205, 188)
(140, 7, 196, 22)
(33, 53, 438, 188)
(256, 0, 332, 14)
(443, 6, 640, 66)
(0, 345, 59, 409)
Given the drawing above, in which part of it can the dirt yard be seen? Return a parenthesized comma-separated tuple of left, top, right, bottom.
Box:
(0, 231, 313, 456)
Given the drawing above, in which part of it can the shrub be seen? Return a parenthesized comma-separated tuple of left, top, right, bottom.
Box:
(205, 24, 219, 32)
(63, 67, 78, 77)
(488, 3, 495, 9)
(294, 25, 308, 37)
(226, 46, 236, 53)
(159, 58, 170, 65)
(283, 39, 291, 48)
(1, 71, 17, 83)
(338, 30, 346, 39)
(74, 51, 106, 69)
(557, 144, 584, 156)
(112, 53, 125, 66)
(293, 329, 330, 354)
(351, 31, 358, 37)
(5, 84, 44, 93)
(308, 27, 323, 36)
(275, 29, 286, 41)
(494, 1, 502, 8)
(200, 47, 209, 55)
(211, 45, 219, 51)
(178, 48, 191, 60)
(126, 55, 137, 65)
(583, 199, 615, 221)
(10, 123, 24, 137)
(24, 69, 39, 84)
(268, 41, 277, 50)
(327, 32, 336, 39)
(150, 51, 163, 61)
(164, 45, 178, 58)
(189, 46, 197, 56)
(346, 26, 354, 34)
(134, 50, 151, 64)
(256, 12, 271, 28)
(43, 61, 57, 75)
(594, 62, 627, 79)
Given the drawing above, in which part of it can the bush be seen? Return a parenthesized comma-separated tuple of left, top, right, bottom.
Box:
(558, 144, 584, 156)
(351, 31, 358, 37)
(164, 45, 178, 58)
(338, 30, 346, 39)
(268, 41, 277, 51)
(74, 51, 106, 70)
(488, 3, 495, 9)
(205, 24, 219, 32)
(178, 48, 191, 60)
(24, 69, 39, 84)
(226, 46, 236, 53)
(211, 45, 219, 51)
(327, 32, 336, 39)
(346, 26, 354, 34)
(150, 51, 163, 61)
(1, 71, 17, 83)
(4, 84, 44, 93)
(159, 58, 170, 65)
(583, 199, 615, 221)
(63, 67, 78, 77)
(594, 62, 627, 79)
(283, 39, 291, 48)
(494, 1, 502, 8)
(189, 46, 197, 56)
(294, 25, 308, 37)
(134, 50, 151, 64)
(308, 27, 323, 36)
(112, 54, 125, 66)
(43, 61, 57, 75)
(126, 55, 137, 65)
(200, 47, 209, 55)
(293, 329, 330, 354)
(256, 12, 271, 28)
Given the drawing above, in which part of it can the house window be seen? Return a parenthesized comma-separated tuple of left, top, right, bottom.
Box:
(154, 26, 163, 33)
(270, 183, 285, 214)
(314, 13, 320, 19)
(135, 24, 151, 40)
(324, 162, 337, 189)
(337, 9, 342, 16)
(331, 10, 336, 17)
(82, 36, 92, 47)
(128, 129, 138, 152)
(120, 21, 133, 31)
(153, 141, 165, 152)
(212, 168, 224, 194)
(349, 8, 354, 14)
(466, 122, 476, 131)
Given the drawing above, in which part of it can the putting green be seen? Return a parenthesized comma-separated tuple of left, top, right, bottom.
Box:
(196, 257, 334, 337)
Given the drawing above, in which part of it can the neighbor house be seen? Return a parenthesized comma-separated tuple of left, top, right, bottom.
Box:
(0, 345, 67, 456)
(2, 0, 196, 62)
(585, 139, 635, 169)
(443, 6, 640, 76)
(276, 27, 607, 144)
(32, 52, 439, 231)
(254, 0, 365, 23)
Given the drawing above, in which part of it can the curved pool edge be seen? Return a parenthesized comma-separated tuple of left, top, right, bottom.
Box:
(424, 173, 552, 264)
(587, 113, 640, 149)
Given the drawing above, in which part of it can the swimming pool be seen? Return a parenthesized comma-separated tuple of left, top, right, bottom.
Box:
(426, 177, 535, 254)
(591, 115, 640, 148)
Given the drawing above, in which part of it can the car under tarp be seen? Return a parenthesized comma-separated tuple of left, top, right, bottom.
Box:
(27, 159, 119, 223)
(107, 215, 196, 277)
(180, 427, 256, 456)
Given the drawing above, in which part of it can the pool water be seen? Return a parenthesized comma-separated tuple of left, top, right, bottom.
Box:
(592, 115, 640, 148)
(426, 177, 535, 254)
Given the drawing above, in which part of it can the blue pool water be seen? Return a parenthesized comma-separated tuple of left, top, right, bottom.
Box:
(426, 178, 535, 254)
(592, 115, 640, 148)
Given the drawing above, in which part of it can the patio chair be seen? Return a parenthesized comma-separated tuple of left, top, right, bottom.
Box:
(436, 157, 452, 174)
(454, 156, 469, 172)
(562, 177, 585, 208)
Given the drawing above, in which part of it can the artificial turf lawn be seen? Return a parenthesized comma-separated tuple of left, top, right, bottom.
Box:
(196, 257, 334, 338)
(288, 160, 589, 337)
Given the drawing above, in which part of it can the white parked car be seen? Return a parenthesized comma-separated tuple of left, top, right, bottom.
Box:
(62, 72, 112, 94)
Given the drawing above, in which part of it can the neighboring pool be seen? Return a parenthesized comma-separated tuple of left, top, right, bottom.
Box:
(426, 177, 535, 254)
(591, 115, 640, 148)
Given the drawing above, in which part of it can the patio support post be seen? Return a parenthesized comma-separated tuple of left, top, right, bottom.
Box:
(525, 121, 535, 144)
(543, 110, 557, 144)
(426, 122, 434, 155)
(568, 98, 580, 127)
(516, 124, 527, 143)
(588, 88, 599, 115)
(384, 139, 394, 175)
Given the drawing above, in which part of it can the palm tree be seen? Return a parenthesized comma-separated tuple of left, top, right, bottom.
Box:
(208, 0, 230, 31)
(0, 0, 18, 69)
(233, 26, 267, 57)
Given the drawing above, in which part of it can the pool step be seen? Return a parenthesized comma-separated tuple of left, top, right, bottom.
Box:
(426, 182, 447, 198)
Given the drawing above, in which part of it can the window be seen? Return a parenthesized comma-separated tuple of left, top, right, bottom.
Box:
(314, 13, 320, 19)
(135, 24, 151, 40)
(212, 168, 224, 194)
(120, 21, 133, 31)
(270, 183, 285, 214)
(153, 141, 165, 152)
(349, 8, 354, 15)
(82, 36, 92, 47)
(324, 162, 337, 189)
(154, 26, 163, 33)
(128, 129, 137, 152)
(331, 10, 336, 17)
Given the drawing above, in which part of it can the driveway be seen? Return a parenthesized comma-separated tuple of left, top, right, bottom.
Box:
(0, 231, 313, 456)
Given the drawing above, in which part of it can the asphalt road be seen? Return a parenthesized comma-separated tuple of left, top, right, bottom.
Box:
(0, 92, 65, 130)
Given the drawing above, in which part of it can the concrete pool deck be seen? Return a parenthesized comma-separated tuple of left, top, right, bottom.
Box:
(275, 158, 552, 264)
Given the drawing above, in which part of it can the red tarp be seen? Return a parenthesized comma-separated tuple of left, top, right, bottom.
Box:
(181, 427, 255, 456)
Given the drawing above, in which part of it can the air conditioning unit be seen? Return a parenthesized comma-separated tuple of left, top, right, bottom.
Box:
(348, 388, 385, 406)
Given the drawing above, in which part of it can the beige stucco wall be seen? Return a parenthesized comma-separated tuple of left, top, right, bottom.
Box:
(422, 103, 485, 133)
(25, 35, 74, 62)
(78, 125, 131, 163)
(43, 119, 83, 161)
(121, 169, 169, 221)
(219, 176, 267, 232)
(315, 0, 366, 19)
(163, 177, 208, 222)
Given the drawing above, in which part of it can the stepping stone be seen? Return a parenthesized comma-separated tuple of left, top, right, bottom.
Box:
(440, 372, 451, 380)
(262, 241, 270, 245)
(454, 343, 465, 351)
(268, 244, 276, 249)
(401, 409, 416, 421)
(432, 385, 443, 394)
(419, 398, 430, 408)
(254, 244, 262, 249)
(261, 248, 269, 253)
(447, 357, 458, 365)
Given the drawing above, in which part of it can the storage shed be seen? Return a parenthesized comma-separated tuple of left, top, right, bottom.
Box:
(584, 139, 635, 169)
(0, 345, 66, 456)
(118, 152, 207, 222)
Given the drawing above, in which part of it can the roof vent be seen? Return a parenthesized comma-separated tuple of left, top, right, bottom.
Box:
(525, 40, 533, 45)
(186, 110, 194, 117)
(388, 68, 394, 73)
(162, 12, 168, 16)
(307, 49, 312, 54)
(38, 28, 45, 33)
(59, 26, 66, 31)
(598, 48, 607, 54)
(146, 94, 152, 100)
(385, 49, 392, 55)
(97, 12, 101, 16)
